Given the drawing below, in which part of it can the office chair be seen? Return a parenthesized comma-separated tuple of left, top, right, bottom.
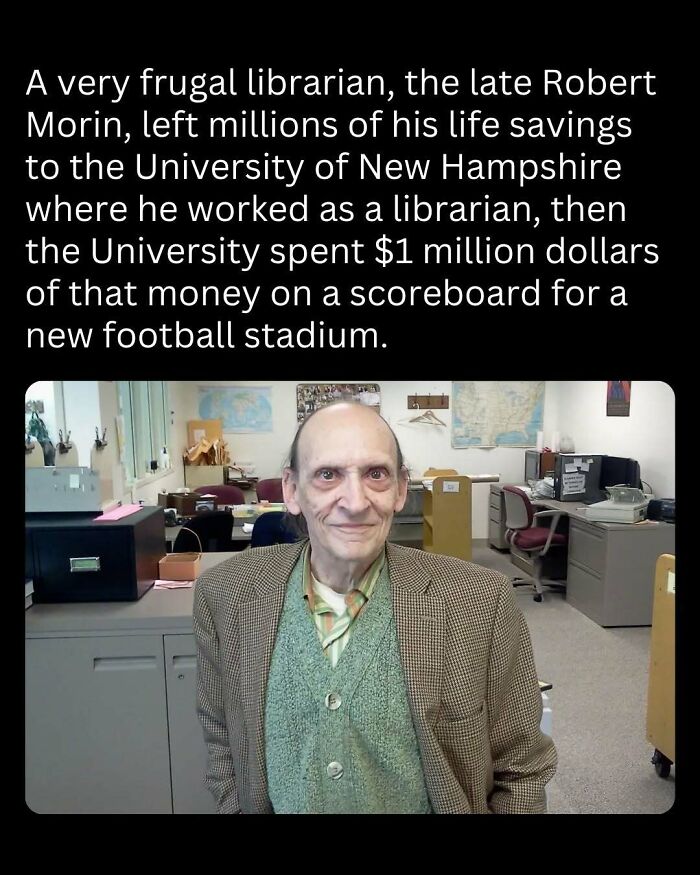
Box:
(172, 510, 238, 553)
(194, 484, 246, 506)
(502, 486, 568, 603)
(250, 511, 300, 548)
(255, 478, 284, 503)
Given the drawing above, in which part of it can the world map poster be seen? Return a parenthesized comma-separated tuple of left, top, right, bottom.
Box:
(452, 381, 544, 447)
(198, 386, 273, 433)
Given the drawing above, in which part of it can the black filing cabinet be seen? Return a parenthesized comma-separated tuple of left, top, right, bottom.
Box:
(26, 506, 165, 602)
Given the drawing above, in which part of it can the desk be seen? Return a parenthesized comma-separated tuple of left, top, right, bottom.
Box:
(166, 518, 423, 550)
(165, 520, 251, 548)
(489, 484, 676, 627)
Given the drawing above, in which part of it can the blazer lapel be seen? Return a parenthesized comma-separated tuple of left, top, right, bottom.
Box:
(387, 544, 445, 728)
(238, 540, 306, 813)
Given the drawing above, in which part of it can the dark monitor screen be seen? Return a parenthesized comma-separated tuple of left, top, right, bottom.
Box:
(600, 456, 642, 490)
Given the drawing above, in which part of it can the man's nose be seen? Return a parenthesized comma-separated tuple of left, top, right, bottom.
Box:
(337, 473, 371, 514)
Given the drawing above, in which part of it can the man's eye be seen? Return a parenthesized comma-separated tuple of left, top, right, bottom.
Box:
(368, 469, 387, 480)
(318, 470, 335, 481)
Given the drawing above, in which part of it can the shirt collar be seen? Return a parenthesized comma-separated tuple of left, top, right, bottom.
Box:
(302, 542, 386, 614)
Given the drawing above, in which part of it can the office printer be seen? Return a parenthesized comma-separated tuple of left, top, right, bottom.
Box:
(584, 485, 648, 524)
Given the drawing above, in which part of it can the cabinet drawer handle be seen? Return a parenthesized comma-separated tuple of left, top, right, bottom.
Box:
(93, 656, 157, 671)
(172, 655, 196, 670)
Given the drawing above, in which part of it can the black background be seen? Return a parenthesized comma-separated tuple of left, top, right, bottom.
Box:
(15, 18, 689, 831)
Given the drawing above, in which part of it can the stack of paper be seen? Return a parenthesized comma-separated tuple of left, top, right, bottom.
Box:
(154, 579, 195, 590)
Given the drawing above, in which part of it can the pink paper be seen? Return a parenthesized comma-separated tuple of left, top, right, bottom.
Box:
(94, 503, 143, 521)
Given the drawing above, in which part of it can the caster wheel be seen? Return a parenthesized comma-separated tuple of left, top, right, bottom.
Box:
(651, 749, 672, 778)
(533, 594, 543, 603)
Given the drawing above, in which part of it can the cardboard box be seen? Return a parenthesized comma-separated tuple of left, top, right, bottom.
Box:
(187, 419, 223, 448)
(184, 465, 225, 489)
(159, 552, 201, 581)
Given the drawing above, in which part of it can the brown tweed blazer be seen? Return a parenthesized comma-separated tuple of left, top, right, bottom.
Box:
(194, 540, 557, 814)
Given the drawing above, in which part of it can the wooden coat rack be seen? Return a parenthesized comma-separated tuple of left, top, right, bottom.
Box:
(407, 394, 449, 410)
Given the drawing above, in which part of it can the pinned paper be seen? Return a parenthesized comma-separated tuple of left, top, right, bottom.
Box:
(443, 481, 460, 493)
(94, 503, 142, 521)
(565, 463, 578, 473)
(562, 472, 586, 496)
(667, 571, 675, 594)
(69, 474, 80, 489)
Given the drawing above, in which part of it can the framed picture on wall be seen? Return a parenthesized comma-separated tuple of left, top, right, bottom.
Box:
(606, 381, 632, 416)
(296, 384, 381, 422)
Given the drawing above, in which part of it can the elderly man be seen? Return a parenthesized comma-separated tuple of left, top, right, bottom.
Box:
(194, 402, 556, 814)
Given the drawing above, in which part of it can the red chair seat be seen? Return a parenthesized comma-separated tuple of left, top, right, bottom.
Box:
(512, 527, 567, 550)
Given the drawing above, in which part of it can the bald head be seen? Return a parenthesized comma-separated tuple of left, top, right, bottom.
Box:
(282, 402, 408, 578)
(288, 402, 404, 475)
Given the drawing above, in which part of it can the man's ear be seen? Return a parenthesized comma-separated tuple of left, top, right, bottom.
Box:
(282, 467, 301, 515)
(394, 466, 409, 513)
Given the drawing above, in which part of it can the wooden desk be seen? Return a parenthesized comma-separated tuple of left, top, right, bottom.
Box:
(490, 484, 676, 626)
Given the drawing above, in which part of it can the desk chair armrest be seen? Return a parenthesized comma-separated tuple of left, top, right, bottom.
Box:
(532, 510, 563, 556)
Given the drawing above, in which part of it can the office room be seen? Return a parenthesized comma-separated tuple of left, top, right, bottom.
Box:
(24, 379, 676, 815)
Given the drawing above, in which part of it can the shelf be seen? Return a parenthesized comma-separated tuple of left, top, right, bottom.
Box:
(420, 475, 472, 562)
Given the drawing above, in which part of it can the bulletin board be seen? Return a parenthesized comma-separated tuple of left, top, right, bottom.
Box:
(296, 383, 381, 422)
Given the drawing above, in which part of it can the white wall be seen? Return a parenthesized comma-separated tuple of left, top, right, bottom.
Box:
(175, 380, 675, 538)
(35, 380, 673, 533)
(546, 381, 675, 498)
(62, 381, 101, 467)
(176, 380, 556, 538)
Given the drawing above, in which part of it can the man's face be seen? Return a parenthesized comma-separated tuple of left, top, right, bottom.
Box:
(283, 405, 408, 572)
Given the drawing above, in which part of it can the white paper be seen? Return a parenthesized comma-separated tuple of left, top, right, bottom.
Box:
(193, 429, 205, 442)
(69, 474, 80, 488)
(574, 458, 583, 466)
(565, 463, 578, 473)
(562, 472, 586, 496)
(154, 579, 195, 589)
(443, 481, 460, 493)
(581, 462, 590, 472)
(667, 571, 675, 594)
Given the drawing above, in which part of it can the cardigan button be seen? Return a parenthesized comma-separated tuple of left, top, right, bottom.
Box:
(325, 692, 342, 711)
(327, 761, 344, 780)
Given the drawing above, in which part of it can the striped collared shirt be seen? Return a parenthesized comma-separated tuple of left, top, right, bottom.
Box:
(302, 543, 386, 668)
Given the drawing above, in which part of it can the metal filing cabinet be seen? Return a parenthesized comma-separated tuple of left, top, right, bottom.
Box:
(488, 484, 509, 550)
(26, 634, 173, 813)
(566, 517, 675, 626)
